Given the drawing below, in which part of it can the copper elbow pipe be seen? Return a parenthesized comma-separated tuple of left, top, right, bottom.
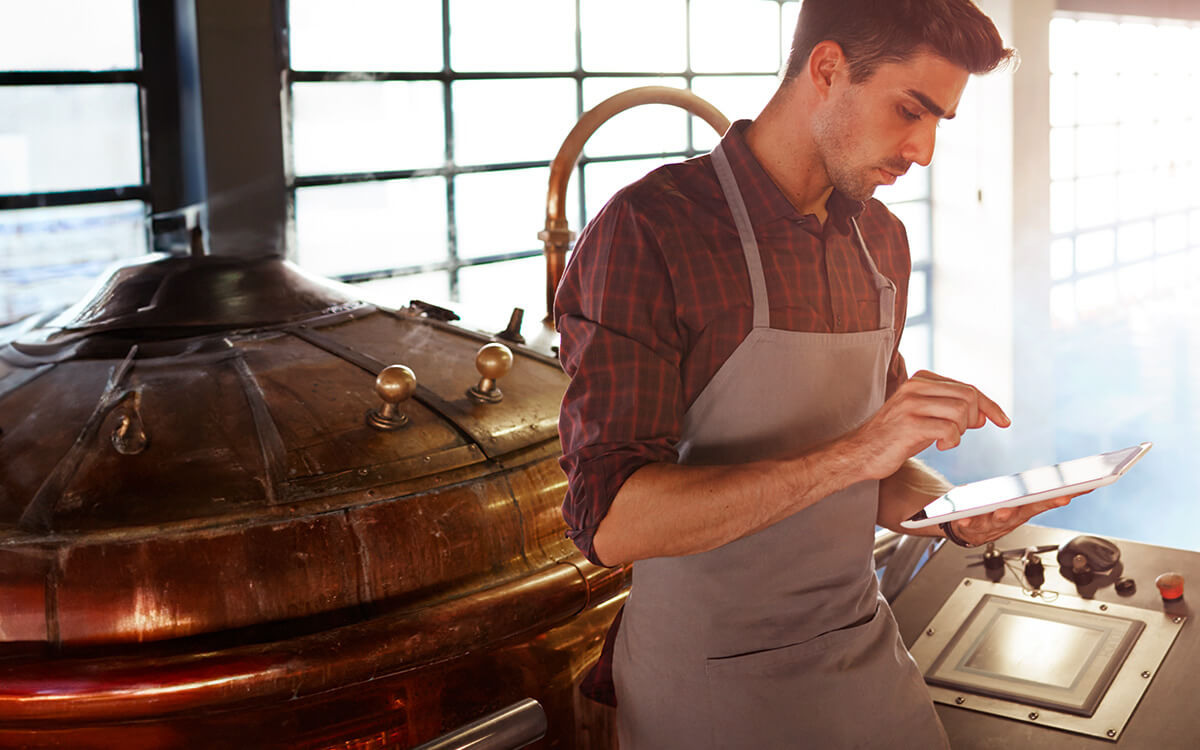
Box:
(539, 86, 730, 323)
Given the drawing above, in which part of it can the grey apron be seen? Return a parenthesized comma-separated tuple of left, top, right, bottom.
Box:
(612, 143, 948, 749)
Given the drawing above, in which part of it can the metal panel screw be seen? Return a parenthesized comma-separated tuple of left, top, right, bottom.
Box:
(1142, 671, 1151, 678)
(1099, 604, 1108, 611)
(1028, 712, 1039, 720)
(964, 580, 972, 586)
(927, 628, 935, 636)
(1174, 616, 1183, 624)
(955, 696, 965, 705)
(1107, 730, 1117, 738)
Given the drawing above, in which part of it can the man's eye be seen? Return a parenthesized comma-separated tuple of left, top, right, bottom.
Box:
(901, 107, 922, 122)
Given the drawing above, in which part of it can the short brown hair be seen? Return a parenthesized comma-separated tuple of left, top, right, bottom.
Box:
(784, 0, 1016, 83)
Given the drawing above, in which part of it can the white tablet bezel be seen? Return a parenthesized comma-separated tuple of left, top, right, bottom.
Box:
(900, 442, 1151, 530)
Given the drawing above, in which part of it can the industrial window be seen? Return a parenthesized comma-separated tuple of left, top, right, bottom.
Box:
(0, 0, 148, 327)
(286, 0, 933, 369)
(1048, 13, 1200, 327)
(1038, 11, 1200, 550)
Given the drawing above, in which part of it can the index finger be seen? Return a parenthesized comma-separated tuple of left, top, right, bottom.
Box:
(912, 371, 1011, 428)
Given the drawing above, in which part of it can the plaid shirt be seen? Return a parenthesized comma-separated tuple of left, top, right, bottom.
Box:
(556, 120, 912, 567)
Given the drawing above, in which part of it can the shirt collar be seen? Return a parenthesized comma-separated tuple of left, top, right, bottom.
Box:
(717, 119, 865, 237)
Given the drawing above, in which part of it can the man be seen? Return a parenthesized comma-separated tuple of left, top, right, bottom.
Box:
(555, 1, 1072, 746)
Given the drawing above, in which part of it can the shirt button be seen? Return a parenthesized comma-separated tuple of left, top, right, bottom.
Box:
(836, 315, 843, 327)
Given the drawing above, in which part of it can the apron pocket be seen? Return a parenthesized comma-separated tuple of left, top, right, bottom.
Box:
(705, 602, 881, 680)
(703, 603, 945, 749)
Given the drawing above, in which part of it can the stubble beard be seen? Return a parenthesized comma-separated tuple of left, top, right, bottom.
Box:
(812, 101, 879, 202)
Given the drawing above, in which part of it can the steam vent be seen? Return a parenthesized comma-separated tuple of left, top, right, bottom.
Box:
(0, 253, 625, 748)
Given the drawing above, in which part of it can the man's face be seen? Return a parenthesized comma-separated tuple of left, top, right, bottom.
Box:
(812, 51, 970, 201)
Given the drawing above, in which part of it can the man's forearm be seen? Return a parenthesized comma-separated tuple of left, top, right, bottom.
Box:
(591, 440, 868, 566)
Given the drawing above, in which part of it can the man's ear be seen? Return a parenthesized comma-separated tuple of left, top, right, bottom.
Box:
(808, 40, 847, 99)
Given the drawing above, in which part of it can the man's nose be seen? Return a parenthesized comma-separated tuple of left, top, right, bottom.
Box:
(902, 122, 937, 167)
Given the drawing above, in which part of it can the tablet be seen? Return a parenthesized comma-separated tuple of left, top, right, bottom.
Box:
(900, 442, 1151, 529)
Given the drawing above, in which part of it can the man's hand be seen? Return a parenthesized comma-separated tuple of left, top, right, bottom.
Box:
(848, 370, 1011, 481)
(948, 492, 1087, 547)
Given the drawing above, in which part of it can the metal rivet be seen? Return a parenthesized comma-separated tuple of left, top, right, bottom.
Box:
(1174, 616, 1183, 624)
(1099, 604, 1108, 611)
(955, 696, 965, 705)
(1141, 671, 1151, 678)
(1028, 712, 1039, 720)
(926, 628, 935, 636)
(964, 580, 972, 586)
(1107, 730, 1117, 738)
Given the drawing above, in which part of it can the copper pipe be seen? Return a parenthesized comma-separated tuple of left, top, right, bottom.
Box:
(539, 86, 730, 322)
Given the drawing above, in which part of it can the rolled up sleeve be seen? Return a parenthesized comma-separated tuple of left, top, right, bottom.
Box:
(555, 195, 685, 566)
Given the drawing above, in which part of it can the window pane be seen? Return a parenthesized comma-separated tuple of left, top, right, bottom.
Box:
(1075, 74, 1118, 125)
(456, 166, 580, 260)
(1118, 122, 1154, 173)
(1074, 175, 1115, 230)
(292, 82, 444, 175)
(1117, 171, 1154, 222)
(1157, 213, 1187, 255)
(907, 269, 927, 318)
(0, 201, 146, 323)
(1049, 282, 1076, 328)
(289, 0, 442, 72)
(1074, 229, 1114, 273)
(1075, 271, 1115, 316)
(581, 0, 686, 72)
(1117, 261, 1153, 302)
(457, 255, 546, 321)
(1049, 74, 1075, 128)
(295, 178, 448, 277)
(584, 158, 677, 223)
(1050, 238, 1074, 280)
(1049, 18, 1077, 74)
(1074, 125, 1117, 177)
(1075, 19, 1120, 73)
(0, 0, 137, 71)
(690, 0, 780, 74)
(874, 165, 931, 205)
(887, 201, 930, 265)
(781, 3, 800, 69)
(899, 323, 930, 375)
(1116, 220, 1153, 263)
(581, 77, 689, 159)
(1050, 180, 1075, 234)
(352, 271, 452, 310)
(451, 0, 575, 72)
(1049, 127, 1075, 181)
(0, 85, 141, 193)
(453, 78, 576, 165)
(1118, 22, 1158, 74)
(1116, 73, 1156, 124)
(690, 75, 777, 151)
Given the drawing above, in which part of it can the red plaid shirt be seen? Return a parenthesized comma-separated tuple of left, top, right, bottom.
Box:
(556, 120, 912, 568)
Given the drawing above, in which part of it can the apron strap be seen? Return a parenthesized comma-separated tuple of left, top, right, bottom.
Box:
(850, 217, 896, 332)
(712, 144, 770, 329)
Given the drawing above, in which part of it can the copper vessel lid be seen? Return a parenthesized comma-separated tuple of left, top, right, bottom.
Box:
(0, 254, 570, 647)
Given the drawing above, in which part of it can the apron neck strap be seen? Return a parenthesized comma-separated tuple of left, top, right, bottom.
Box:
(712, 143, 770, 329)
(849, 217, 896, 331)
(712, 143, 896, 333)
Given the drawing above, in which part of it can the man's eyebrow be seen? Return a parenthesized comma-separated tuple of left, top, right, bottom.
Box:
(905, 88, 955, 120)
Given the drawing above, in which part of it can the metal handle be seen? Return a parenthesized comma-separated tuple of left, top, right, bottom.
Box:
(411, 698, 547, 750)
(539, 86, 730, 322)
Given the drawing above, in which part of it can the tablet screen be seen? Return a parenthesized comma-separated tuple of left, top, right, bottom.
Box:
(912, 443, 1148, 524)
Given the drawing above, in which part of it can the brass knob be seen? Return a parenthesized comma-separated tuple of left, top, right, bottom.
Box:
(112, 411, 148, 455)
(367, 364, 416, 431)
(467, 343, 513, 404)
